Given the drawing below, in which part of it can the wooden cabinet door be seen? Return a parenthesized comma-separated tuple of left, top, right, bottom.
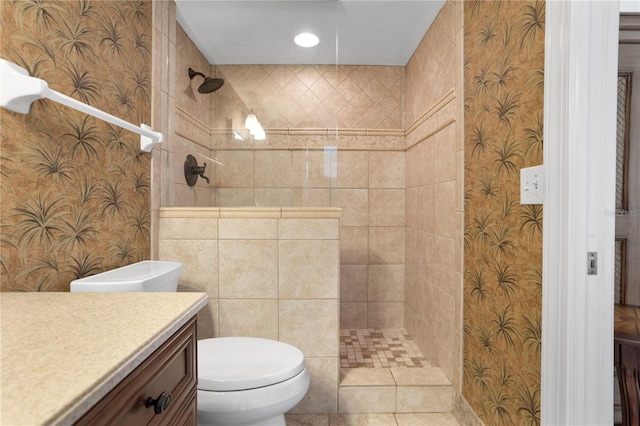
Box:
(76, 317, 197, 426)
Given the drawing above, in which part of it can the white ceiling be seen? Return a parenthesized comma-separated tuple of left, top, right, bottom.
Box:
(175, 1, 446, 66)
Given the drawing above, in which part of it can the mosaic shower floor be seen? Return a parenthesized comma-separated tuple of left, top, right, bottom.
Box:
(340, 329, 426, 368)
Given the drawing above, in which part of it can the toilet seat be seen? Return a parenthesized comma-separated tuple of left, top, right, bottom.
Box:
(198, 337, 306, 392)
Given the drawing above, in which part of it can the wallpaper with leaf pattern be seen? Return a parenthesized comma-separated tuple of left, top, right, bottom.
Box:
(463, 1, 544, 425)
(0, 0, 152, 292)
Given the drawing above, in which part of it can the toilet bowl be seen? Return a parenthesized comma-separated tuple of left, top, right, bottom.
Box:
(70, 261, 310, 426)
(197, 337, 310, 426)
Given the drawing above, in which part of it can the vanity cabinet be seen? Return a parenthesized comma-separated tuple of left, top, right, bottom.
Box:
(75, 317, 197, 425)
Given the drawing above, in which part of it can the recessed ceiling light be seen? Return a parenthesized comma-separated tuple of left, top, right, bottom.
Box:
(294, 32, 319, 48)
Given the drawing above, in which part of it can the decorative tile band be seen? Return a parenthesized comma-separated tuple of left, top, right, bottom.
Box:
(405, 92, 456, 151)
(405, 89, 455, 135)
(210, 133, 406, 151)
(176, 107, 210, 148)
(160, 207, 342, 219)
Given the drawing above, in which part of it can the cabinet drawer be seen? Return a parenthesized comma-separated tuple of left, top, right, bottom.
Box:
(76, 317, 197, 426)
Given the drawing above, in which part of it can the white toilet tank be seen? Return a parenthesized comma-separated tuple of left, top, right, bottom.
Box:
(70, 260, 183, 292)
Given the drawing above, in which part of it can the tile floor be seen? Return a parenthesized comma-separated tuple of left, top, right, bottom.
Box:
(340, 329, 426, 368)
(286, 413, 460, 425)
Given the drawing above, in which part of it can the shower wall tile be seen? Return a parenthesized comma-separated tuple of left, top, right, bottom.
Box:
(433, 287, 456, 353)
(433, 235, 456, 296)
(159, 239, 218, 295)
(417, 185, 435, 233)
(405, 26, 455, 126)
(406, 227, 418, 268)
(175, 23, 211, 127)
(417, 277, 434, 320)
(219, 240, 278, 298)
(291, 357, 339, 414)
(218, 218, 278, 239)
(369, 227, 405, 265)
(279, 219, 340, 240)
(368, 265, 406, 302)
(196, 299, 219, 340)
(292, 150, 332, 188)
(254, 188, 293, 207)
(214, 150, 254, 188)
(279, 240, 340, 299)
(215, 65, 403, 130)
(159, 217, 218, 240)
(369, 151, 406, 189)
(215, 188, 255, 207)
(331, 151, 369, 189)
(292, 188, 331, 207)
(433, 181, 456, 238)
(405, 0, 464, 394)
(340, 302, 368, 329)
(433, 126, 457, 183)
(340, 265, 368, 302)
(280, 300, 339, 357)
(405, 145, 419, 188)
(173, 183, 211, 207)
(219, 299, 279, 340)
(330, 189, 369, 227)
(368, 302, 404, 329)
(406, 187, 418, 230)
(369, 189, 406, 227)
(254, 150, 294, 188)
(405, 264, 418, 311)
(338, 227, 369, 265)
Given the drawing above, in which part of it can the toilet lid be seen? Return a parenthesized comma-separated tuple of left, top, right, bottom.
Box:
(197, 337, 306, 391)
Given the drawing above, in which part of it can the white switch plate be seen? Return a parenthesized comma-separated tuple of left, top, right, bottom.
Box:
(520, 165, 545, 205)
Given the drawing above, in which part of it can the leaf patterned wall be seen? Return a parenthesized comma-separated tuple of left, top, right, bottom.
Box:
(0, 0, 152, 292)
(463, 1, 544, 424)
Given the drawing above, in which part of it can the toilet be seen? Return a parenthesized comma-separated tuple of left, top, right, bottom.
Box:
(70, 261, 310, 426)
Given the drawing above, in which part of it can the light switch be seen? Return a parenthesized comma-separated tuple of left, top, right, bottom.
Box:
(520, 165, 545, 205)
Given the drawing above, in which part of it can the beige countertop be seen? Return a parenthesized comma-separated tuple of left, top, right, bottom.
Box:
(0, 292, 208, 425)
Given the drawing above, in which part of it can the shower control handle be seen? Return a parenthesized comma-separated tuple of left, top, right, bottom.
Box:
(184, 154, 210, 186)
(194, 163, 210, 184)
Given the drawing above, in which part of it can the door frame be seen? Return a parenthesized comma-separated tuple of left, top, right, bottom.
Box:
(541, 1, 619, 424)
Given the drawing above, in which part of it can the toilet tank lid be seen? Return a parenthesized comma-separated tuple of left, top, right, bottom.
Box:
(197, 337, 306, 391)
(70, 260, 183, 292)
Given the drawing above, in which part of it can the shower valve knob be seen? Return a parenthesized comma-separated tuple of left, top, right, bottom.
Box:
(184, 154, 210, 186)
(197, 163, 210, 183)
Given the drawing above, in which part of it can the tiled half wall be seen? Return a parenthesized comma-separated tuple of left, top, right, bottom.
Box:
(159, 207, 340, 413)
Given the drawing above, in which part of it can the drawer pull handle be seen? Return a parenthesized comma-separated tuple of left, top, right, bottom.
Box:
(146, 391, 172, 414)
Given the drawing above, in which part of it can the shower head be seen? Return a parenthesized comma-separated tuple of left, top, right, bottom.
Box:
(188, 67, 224, 94)
(198, 76, 224, 93)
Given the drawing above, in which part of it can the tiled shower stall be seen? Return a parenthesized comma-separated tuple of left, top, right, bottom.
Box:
(151, 0, 465, 417)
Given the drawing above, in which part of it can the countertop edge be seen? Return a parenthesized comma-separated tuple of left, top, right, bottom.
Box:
(52, 293, 209, 425)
